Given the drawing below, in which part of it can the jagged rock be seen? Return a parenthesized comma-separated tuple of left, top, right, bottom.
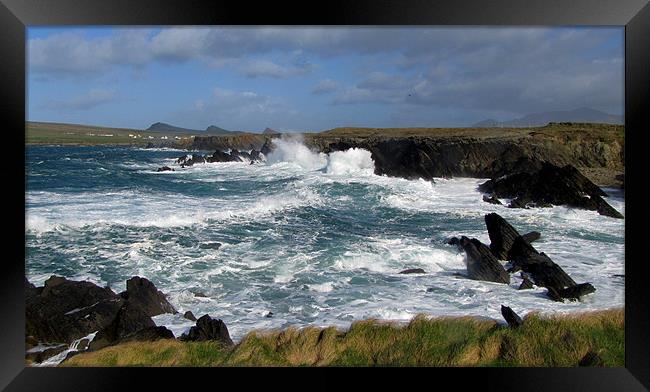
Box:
(501, 305, 523, 328)
(156, 166, 174, 172)
(521, 231, 541, 243)
(250, 150, 262, 162)
(549, 283, 597, 302)
(479, 162, 623, 219)
(485, 213, 523, 260)
(119, 276, 177, 317)
(88, 301, 156, 351)
(482, 194, 502, 205)
(518, 276, 535, 290)
(399, 268, 426, 274)
(458, 236, 510, 284)
(183, 311, 197, 321)
(205, 150, 239, 163)
(179, 315, 234, 346)
(26, 275, 124, 344)
(265, 312, 274, 318)
(509, 237, 577, 290)
(118, 326, 175, 343)
(260, 138, 274, 156)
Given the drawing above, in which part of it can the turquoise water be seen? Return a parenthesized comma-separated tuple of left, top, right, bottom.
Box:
(25, 143, 625, 340)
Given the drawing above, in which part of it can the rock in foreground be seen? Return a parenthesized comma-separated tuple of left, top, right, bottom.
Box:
(179, 315, 234, 346)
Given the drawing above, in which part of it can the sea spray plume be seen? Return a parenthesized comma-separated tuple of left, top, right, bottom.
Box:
(326, 148, 375, 175)
(265, 133, 327, 171)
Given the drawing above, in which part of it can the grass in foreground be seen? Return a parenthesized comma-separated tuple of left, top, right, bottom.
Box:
(61, 308, 624, 367)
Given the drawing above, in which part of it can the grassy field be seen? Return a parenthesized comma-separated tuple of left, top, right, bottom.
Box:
(315, 122, 624, 140)
(27, 121, 624, 145)
(26, 121, 203, 146)
(61, 308, 623, 367)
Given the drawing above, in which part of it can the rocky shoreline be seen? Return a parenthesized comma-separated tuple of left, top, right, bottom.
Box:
(26, 212, 604, 366)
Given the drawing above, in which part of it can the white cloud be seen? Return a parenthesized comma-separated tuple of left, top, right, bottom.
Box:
(311, 79, 339, 95)
(39, 89, 117, 111)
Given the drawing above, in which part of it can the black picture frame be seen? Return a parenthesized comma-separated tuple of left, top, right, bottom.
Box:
(2, 0, 649, 390)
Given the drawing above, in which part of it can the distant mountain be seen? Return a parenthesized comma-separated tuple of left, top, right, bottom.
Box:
(472, 108, 623, 128)
(146, 122, 200, 133)
(262, 127, 280, 135)
(146, 122, 244, 135)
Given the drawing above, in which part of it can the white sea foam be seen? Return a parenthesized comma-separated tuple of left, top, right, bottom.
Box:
(26, 143, 625, 344)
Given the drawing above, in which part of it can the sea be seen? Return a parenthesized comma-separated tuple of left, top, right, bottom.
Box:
(25, 139, 625, 342)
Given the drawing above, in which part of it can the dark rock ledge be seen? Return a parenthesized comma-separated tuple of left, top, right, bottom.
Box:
(25, 275, 233, 365)
(448, 213, 596, 302)
(479, 161, 623, 219)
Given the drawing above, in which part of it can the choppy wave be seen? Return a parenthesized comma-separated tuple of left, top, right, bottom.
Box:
(25, 143, 625, 341)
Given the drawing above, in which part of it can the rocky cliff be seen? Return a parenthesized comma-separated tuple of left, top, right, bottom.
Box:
(189, 123, 624, 186)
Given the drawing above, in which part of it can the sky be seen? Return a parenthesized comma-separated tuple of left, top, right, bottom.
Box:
(27, 26, 624, 132)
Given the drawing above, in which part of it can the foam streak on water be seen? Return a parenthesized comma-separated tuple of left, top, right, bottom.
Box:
(26, 145, 625, 341)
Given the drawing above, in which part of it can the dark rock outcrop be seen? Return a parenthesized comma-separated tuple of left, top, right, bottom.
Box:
(485, 213, 523, 260)
(260, 138, 274, 156)
(458, 236, 510, 284)
(206, 150, 240, 163)
(482, 194, 502, 205)
(452, 213, 597, 302)
(118, 326, 175, 344)
(119, 276, 177, 317)
(479, 162, 623, 218)
(88, 301, 156, 351)
(501, 305, 523, 328)
(156, 166, 175, 172)
(521, 231, 541, 243)
(399, 268, 426, 274)
(183, 311, 197, 321)
(179, 315, 234, 346)
(26, 276, 124, 344)
(518, 276, 535, 290)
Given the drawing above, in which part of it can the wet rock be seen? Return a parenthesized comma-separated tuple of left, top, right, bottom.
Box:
(26, 275, 124, 343)
(206, 150, 239, 163)
(509, 237, 577, 291)
(119, 276, 177, 317)
(399, 268, 426, 274)
(179, 315, 234, 346)
(479, 162, 623, 219)
(88, 301, 156, 351)
(260, 138, 274, 156)
(548, 283, 597, 302)
(265, 312, 274, 318)
(250, 149, 262, 162)
(156, 166, 174, 172)
(521, 231, 541, 243)
(500, 305, 523, 328)
(458, 236, 510, 284)
(518, 276, 535, 290)
(183, 311, 197, 321)
(485, 212, 523, 260)
(118, 326, 175, 343)
(482, 194, 502, 205)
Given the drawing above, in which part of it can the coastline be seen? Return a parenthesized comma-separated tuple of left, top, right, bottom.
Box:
(59, 307, 624, 367)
